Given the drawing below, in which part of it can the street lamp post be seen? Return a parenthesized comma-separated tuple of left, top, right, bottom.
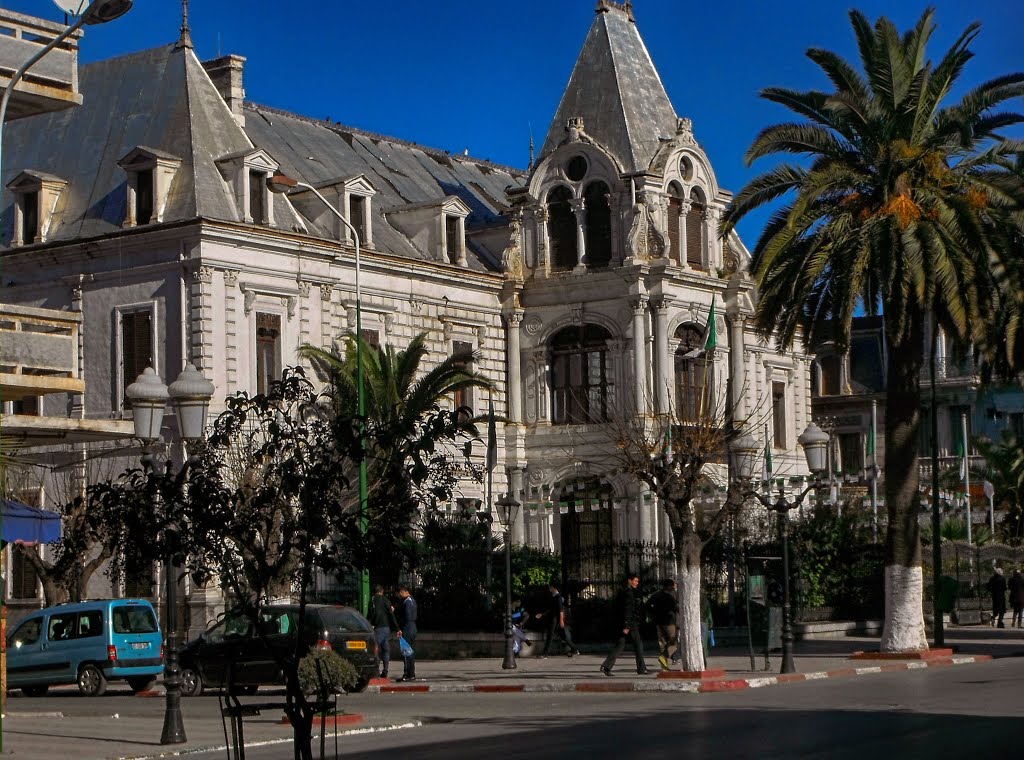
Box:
(496, 493, 521, 670)
(730, 423, 828, 674)
(126, 363, 214, 745)
(265, 172, 370, 616)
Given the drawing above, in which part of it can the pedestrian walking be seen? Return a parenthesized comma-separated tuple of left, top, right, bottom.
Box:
(395, 584, 418, 681)
(647, 578, 678, 671)
(1008, 569, 1024, 629)
(534, 581, 579, 657)
(368, 584, 399, 679)
(987, 567, 1007, 629)
(510, 597, 533, 657)
(600, 573, 649, 676)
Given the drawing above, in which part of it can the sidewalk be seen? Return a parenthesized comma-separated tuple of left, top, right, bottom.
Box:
(1, 626, 1019, 759)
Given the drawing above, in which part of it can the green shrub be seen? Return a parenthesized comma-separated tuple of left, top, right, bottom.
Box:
(297, 649, 359, 698)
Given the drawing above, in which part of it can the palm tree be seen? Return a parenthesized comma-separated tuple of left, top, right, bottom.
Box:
(721, 9, 1024, 651)
(301, 333, 493, 580)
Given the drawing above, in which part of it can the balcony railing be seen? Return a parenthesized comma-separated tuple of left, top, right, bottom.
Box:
(0, 303, 83, 399)
(0, 9, 83, 121)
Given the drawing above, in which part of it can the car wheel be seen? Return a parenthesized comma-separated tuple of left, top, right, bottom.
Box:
(181, 667, 203, 697)
(21, 685, 49, 697)
(127, 677, 156, 694)
(78, 664, 108, 697)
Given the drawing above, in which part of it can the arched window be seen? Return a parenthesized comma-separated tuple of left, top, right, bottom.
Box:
(584, 181, 611, 269)
(667, 183, 685, 263)
(674, 324, 713, 421)
(686, 190, 706, 271)
(547, 186, 577, 271)
(550, 325, 613, 424)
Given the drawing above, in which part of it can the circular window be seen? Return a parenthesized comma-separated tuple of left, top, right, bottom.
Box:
(565, 155, 588, 182)
(680, 156, 694, 181)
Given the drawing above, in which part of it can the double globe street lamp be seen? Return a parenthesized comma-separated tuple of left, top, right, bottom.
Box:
(126, 363, 214, 745)
(495, 493, 521, 670)
(730, 422, 829, 674)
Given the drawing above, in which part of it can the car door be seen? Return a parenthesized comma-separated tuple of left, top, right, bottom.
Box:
(42, 611, 80, 684)
(246, 608, 293, 685)
(6, 615, 45, 687)
(201, 614, 252, 689)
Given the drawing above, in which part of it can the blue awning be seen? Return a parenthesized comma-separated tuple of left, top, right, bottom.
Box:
(2, 499, 62, 544)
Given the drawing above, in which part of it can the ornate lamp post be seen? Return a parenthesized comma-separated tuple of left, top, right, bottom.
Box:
(265, 172, 371, 616)
(126, 363, 214, 745)
(730, 423, 828, 674)
(495, 493, 521, 670)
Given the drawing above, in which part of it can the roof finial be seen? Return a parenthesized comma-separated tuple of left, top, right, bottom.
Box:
(528, 123, 535, 171)
(176, 0, 194, 50)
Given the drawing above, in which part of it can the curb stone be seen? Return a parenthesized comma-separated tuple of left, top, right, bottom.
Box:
(367, 655, 993, 694)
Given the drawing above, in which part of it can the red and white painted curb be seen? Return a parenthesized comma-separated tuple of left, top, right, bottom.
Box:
(368, 655, 992, 694)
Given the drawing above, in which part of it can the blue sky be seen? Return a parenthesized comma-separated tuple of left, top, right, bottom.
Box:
(9, 0, 1022, 244)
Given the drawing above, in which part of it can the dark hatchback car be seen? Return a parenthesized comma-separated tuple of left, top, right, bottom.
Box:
(179, 604, 378, 696)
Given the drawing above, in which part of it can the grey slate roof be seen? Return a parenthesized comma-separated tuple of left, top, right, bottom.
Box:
(243, 104, 523, 272)
(1, 43, 522, 273)
(540, 5, 678, 173)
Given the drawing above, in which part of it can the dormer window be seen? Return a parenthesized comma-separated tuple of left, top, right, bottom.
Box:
(6, 170, 67, 246)
(117, 147, 182, 228)
(342, 175, 375, 247)
(216, 148, 278, 226)
(439, 197, 470, 266)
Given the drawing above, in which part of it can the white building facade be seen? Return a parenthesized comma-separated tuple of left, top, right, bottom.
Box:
(1, 2, 812, 619)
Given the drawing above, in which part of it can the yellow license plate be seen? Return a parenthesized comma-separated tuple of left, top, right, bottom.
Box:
(345, 641, 367, 650)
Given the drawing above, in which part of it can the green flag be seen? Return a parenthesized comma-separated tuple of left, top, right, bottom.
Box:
(704, 297, 717, 351)
(763, 423, 773, 480)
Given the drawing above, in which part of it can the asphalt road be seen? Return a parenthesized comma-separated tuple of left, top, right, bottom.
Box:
(9, 657, 1022, 759)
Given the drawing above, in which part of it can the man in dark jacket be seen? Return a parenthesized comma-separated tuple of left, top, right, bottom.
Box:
(987, 567, 1007, 629)
(647, 578, 678, 671)
(600, 573, 649, 676)
(395, 584, 418, 681)
(534, 581, 579, 657)
(368, 585, 399, 679)
(1009, 569, 1024, 629)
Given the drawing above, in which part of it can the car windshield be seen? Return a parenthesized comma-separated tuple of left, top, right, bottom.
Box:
(112, 605, 158, 634)
(319, 608, 372, 633)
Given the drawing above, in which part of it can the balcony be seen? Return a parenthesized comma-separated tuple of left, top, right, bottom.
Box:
(0, 303, 83, 399)
(0, 9, 83, 121)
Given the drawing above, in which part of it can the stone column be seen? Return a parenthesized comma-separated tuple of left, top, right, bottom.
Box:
(729, 314, 746, 419)
(631, 297, 648, 413)
(569, 197, 587, 270)
(705, 206, 721, 271)
(506, 312, 523, 424)
(678, 201, 691, 269)
(638, 487, 653, 543)
(653, 299, 671, 415)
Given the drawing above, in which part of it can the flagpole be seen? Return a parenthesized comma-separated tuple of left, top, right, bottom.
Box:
(870, 399, 878, 541)
(962, 411, 972, 544)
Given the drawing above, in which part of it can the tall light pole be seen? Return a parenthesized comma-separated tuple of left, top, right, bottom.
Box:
(126, 363, 214, 745)
(266, 172, 370, 616)
(495, 493, 520, 670)
(731, 423, 828, 674)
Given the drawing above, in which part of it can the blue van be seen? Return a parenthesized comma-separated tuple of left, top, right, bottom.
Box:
(6, 599, 164, 696)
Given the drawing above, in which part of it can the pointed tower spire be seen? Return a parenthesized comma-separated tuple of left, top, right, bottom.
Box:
(176, 0, 194, 50)
(528, 125, 535, 170)
(542, 5, 676, 171)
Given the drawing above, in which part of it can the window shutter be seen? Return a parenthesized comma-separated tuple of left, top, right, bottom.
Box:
(686, 203, 704, 270)
(668, 197, 681, 262)
(122, 310, 153, 397)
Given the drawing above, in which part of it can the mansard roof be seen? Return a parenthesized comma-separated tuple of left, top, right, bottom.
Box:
(243, 103, 524, 271)
(2, 43, 522, 272)
(540, 2, 678, 173)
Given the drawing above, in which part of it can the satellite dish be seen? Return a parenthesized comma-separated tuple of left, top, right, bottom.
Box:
(52, 0, 90, 15)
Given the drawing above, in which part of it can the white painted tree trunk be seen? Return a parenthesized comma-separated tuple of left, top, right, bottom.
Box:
(879, 564, 927, 652)
(677, 562, 705, 672)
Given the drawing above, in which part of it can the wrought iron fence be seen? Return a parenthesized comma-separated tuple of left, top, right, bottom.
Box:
(925, 540, 1024, 622)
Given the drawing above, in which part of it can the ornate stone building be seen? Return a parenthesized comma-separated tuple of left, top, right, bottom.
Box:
(1, 2, 812, 616)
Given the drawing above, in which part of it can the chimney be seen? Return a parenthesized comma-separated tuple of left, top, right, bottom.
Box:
(202, 54, 247, 127)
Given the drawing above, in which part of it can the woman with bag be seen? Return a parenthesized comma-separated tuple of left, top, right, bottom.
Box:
(395, 584, 418, 681)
